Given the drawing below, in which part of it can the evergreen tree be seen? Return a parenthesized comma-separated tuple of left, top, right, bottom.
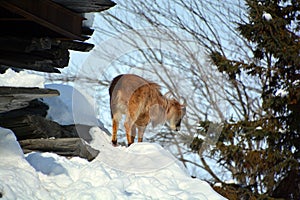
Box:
(209, 0, 300, 198)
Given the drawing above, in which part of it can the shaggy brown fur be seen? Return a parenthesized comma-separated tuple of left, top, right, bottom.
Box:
(109, 74, 185, 146)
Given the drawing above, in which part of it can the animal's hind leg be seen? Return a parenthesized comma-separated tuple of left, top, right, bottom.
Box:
(112, 113, 121, 146)
(131, 124, 137, 144)
(124, 117, 134, 146)
(137, 126, 146, 142)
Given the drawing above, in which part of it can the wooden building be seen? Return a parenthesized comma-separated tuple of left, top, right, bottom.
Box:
(0, 0, 115, 73)
(0, 0, 116, 160)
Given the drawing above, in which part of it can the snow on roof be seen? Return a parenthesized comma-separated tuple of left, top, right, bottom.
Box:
(0, 68, 45, 88)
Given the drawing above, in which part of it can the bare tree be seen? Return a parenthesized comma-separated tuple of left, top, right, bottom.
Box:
(47, 0, 266, 193)
(78, 0, 267, 188)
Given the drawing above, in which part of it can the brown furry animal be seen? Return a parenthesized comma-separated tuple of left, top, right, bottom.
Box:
(109, 74, 186, 146)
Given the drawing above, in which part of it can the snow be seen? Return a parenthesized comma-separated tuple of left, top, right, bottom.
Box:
(0, 56, 225, 200)
(0, 127, 226, 200)
(262, 11, 272, 21)
(0, 127, 51, 199)
(275, 88, 288, 97)
(0, 68, 45, 88)
(293, 80, 300, 86)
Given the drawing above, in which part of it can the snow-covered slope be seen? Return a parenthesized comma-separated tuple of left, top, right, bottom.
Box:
(0, 68, 226, 199)
(0, 127, 226, 200)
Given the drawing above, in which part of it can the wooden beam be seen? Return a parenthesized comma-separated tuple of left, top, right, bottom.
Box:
(0, 87, 59, 96)
(0, 87, 59, 112)
(0, 54, 63, 73)
(0, 0, 84, 40)
(0, 17, 28, 21)
(19, 138, 100, 161)
(52, 0, 116, 13)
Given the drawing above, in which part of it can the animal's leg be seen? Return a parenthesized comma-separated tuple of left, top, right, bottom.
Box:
(124, 117, 134, 146)
(112, 113, 121, 146)
(137, 126, 146, 142)
(131, 124, 137, 143)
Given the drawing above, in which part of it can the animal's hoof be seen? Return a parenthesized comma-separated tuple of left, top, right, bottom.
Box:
(112, 140, 118, 146)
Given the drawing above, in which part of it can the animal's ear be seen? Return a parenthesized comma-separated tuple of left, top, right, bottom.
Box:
(180, 97, 187, 115)
(149, 104, 166, 127)
(180, 96, 187, 107)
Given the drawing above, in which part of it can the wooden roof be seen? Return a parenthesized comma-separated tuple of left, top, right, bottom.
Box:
(0, 0, 115, 159)
(52, 0, 116, 13)
(0, 0, 115, 73)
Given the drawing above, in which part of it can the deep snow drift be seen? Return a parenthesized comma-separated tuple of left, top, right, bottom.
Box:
(0, 127, 225, 200)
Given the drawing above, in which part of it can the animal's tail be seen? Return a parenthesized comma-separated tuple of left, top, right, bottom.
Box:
(108, 74, 124, 118)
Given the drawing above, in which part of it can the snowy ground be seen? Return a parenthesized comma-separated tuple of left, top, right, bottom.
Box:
(0, 127, 225, 200)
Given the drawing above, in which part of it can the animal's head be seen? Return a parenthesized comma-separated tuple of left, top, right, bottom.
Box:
(166, 99, 186, 131)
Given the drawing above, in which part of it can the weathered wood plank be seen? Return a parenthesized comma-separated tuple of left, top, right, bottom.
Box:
(0, 36, 94, 72)
(52, 0, 116, 13)
(0, 87, 59, 112)
(1, 0, 85, 40)
(60, 40, 94, 52)
(0, 51, 67, 72)
(0, 113, 95, 142)
(19, 138, 100, 161)
(0, 99, 47, 118)
(0, 115, 65, 140)
(0, 87, 59, 95)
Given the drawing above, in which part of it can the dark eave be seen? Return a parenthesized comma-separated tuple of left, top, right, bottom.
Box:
(0, 0, 115, 73)
(1, 0, 85, 40)
(0, 0, 116, 160)
(52, 0, 116, 13)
